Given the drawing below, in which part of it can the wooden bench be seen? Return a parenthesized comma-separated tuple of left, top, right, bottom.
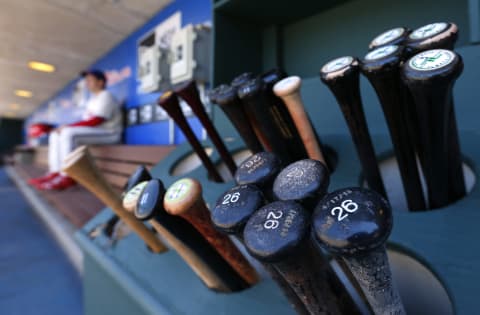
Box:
(13, 145, 175, 228)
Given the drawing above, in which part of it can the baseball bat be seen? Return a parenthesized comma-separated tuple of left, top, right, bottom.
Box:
(61, 146, 167, 253)
(122, 181, 148, 212)
(313, 187, 406, 315)
(320, 56, 387, 198)
(134, 179, 248, 292)
(368, 27, 411, 50)
(213, 84, 264, 153)
(211, 185, 309, 315)
(273, 76, 327, 164)
(234, 152, 283, 201)
(244, 201, 344, 315)
(237, 77, 308, 164)
(163, 178, 259, 286)
(360, 45, 426, 211)
(174, 80, 237, 175)
(406, 22, 466, 204)
(402, 49, 463, 208)
(231, 72, 273, 151)
(158, 91, 223, 182)
(273, 159, 329, 210)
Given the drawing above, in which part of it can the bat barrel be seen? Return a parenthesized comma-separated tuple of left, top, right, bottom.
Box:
(244, 201, 344, 315)
(211, 186, 311, 315)
(272, 159, 329, 210)
(313, 187, 405, 315)
(234, 152, 283, 201)
(62, 146, 167, 253)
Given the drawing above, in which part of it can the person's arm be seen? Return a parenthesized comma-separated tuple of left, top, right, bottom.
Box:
(68, 116, 105, 127)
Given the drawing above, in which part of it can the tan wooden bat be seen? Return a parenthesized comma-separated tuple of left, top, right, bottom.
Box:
(62, 146, 167, 253)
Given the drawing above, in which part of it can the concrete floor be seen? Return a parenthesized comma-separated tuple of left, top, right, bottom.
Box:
(0, 168, 82, 315)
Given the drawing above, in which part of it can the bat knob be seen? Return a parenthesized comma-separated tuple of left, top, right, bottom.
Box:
(368, 27, 411, 50)
(215, 85, 240, 107)
(273, 76, 302, 97)
(273, 159, 329, 205)
(312, 187, 393, 256)
(208, 84, 229, 104)
(123, 165, 152, 193)
(406, 22, 458, 55)
(237, 77, 263, 101)
(231, 72, 254, 89)
(158, 90, 181, 113)
(234, 152, 283, 187)
(134, 179, 166, 221)
(261, 69, 287, 88)
(361, 45, 404, 74)
(320, 56, 359, 85)
(211, 185, 264, 234)
(402, 49, 463, 85)
(164, 178, 202, 215)
(174, 79, 197, 97)
(244, 201, 309, 262)
(123, 181, 149, 212)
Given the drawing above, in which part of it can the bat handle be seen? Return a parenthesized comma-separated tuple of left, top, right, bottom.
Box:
(179, 121, 224, 182)
(274, 243, 344, 315)
(176, 82, 237, 175)
(343, 247, 406, 315)
(149, 219, 232, 292)
(184, 198, 259, 286)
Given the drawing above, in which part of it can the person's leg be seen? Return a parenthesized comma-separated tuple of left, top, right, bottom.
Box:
(29, 132, 61, 185)
(48, 131, 62, 173)
(38, 127, 121, 190)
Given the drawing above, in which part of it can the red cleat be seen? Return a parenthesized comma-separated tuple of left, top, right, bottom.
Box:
(28, 172, 60, 186)
(38, 175, 76, 191)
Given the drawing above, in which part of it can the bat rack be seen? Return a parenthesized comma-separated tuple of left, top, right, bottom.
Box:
(77, 1, 480, 314)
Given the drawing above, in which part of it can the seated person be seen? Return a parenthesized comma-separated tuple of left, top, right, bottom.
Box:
(29, 70, 122, 190)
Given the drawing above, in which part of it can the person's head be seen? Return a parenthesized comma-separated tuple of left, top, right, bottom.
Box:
(81, 70, 107, 93)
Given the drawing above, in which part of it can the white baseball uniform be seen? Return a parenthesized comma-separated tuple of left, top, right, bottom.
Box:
(48, 90, 123, 173)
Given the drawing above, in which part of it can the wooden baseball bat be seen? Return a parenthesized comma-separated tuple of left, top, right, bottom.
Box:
(163, 178, 259, 286)
(122, 181, 148, 212)
(361, 45, 426, 211)
(174, 80, 237, 175)
(273, 76, 327, 164)
(213, 84, 264, 153)
(133, 179, 248, 292)
(405, 22, 466, 203)
(320, 56, 387, 198)
(158, 91, 223, 182)
(61, 146, 167, 253)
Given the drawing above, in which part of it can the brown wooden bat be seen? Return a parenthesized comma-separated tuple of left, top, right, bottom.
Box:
(61, 146, 167, 253)
(163, 178, 259, 286)
(133, 179, 248, 292)
(273, 76, 327, 165)
(158, 91, 223, 182)
(174, 80, 237, 175)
